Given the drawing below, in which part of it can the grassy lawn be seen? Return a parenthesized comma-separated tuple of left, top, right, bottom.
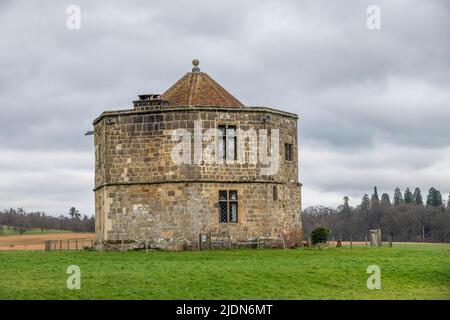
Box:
(0, 244, 448, 300)
(0, 226, 72, 235)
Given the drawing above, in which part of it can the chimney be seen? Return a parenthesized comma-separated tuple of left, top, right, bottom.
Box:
(133, 94, 169, 110)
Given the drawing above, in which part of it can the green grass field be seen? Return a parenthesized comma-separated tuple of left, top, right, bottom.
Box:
(0, 225, 72, 235)
(0, 243, 449, 300)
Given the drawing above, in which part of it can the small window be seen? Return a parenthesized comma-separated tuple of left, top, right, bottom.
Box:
(273, 186, 278, 201)
(219, 190, 227, 201)
(95, 144, 101, 167)
(218, 125, 237, 161)
(218, 126, 226, 160)
(219, 190, 238, 223)
(285, 143, 293, 161)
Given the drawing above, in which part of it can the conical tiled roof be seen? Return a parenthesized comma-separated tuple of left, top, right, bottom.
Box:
(162, 63, 243, 107)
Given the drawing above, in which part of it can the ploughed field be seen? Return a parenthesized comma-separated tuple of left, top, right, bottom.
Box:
(0, 243, 448, 299)
(0, 232, 95, 251)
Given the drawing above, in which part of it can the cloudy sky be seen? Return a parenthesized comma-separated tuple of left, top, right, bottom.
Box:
(0, 0, 449, 215)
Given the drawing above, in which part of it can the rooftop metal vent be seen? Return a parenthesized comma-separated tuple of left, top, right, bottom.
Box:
(133, 93, 169, 110)
(138, 94, 162, 101)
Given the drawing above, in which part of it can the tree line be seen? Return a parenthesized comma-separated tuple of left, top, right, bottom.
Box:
(302, 187, 450, 243)
(0, 207, 94, 233)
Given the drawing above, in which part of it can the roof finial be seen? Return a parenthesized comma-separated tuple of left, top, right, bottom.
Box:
(192, 59, 200, 72)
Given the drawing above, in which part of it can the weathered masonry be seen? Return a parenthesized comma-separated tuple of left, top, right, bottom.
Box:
(93, 60, 302, 250)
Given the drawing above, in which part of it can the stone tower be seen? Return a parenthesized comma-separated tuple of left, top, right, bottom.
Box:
(93, 60, 302, 250)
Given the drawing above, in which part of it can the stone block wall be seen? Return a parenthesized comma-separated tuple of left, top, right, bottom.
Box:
(94, 105, 301, 250)
(96, 182, 301, 250)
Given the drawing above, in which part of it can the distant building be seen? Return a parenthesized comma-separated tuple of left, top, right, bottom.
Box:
(93, 60, 302, 250)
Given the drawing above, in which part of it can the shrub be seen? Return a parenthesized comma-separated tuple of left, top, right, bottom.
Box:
(311, 227, 330, 245)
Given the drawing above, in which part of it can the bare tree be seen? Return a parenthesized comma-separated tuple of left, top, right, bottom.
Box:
(302, 186, 450, 242)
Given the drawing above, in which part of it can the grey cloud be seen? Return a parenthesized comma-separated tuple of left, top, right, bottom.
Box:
(0, 0, 449, 212)
(301, 144, 450, 205)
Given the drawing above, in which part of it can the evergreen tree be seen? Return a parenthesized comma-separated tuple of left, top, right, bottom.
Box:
(404, 188, 413, 204)
(371, 186, 379, 201)
(371, 186, 380, 207)
(447, 194, 450, 210)
(413, 187, 423, 205)
(393, 187, 404, 206)
(370, 187, 380, 211)
(427, 187, 443, 207)
(437, 189, 444, 207)
(343, 196, 350, 210)
(381, 193, 391, 206)
(360, 194, 370, 211)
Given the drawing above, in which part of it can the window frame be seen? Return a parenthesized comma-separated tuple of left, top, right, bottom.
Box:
(218, 125, 237, 161)
(218, 190, 238, 223)
(285, 143, 293, 161)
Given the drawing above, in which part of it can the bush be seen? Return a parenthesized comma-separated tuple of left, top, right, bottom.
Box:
(311, 227, 330, 245)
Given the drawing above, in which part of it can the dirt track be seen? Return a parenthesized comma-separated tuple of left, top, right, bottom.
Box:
(0, 233, 95, 251)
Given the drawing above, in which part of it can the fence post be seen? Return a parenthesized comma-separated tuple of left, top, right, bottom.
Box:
(145, 239, 148, 253)
(198, 233, 201, 251)
(365, 235, 368, 247)
(82, 239, 84, 250)
(208, 232, 212, 250)
(59, 240, 62, 251)
(350, 237, 353, 249)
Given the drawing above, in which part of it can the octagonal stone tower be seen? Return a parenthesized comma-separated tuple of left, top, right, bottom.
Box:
(93, 61, 302, 250)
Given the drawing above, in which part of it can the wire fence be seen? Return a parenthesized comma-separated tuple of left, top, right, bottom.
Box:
(44, 238, 94, 251)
